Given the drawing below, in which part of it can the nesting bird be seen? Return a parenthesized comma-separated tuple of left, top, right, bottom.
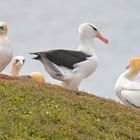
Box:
(115, 57, 140, 108)
(10, 55, 46, 83)
(10, 55, 25, 76)
(0, 21, 13, 72)
(31, 23, 108, 90)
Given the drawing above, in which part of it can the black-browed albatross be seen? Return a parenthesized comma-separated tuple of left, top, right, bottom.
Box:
(31, 23, 108, 89)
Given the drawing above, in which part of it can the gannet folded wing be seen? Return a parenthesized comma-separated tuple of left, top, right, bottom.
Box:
(124, 81, 140, 91)
(121, 90, 140, 107)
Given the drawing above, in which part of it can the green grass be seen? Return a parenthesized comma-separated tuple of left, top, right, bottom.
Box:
(0, 80, 140, 140)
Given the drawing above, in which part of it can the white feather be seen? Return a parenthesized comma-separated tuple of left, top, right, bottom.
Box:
(115, 59, 140, 108)
(0, 35, 13, 72)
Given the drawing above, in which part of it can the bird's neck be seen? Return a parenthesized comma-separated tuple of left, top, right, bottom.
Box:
(77, 35, 95, 55)
(122, 69, 139, 80)
(0, 33, 7, 37)
(0, 35, 8, 41)
(10, 63, 21, 76)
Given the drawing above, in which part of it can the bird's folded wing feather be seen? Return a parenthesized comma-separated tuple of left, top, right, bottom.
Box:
(124, 81, 140, 91)
(40, 54, 64, 77)
(121, 90, 140, 107)
(39, 50, 91, 69)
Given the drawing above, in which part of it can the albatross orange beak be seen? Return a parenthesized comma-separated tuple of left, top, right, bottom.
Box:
(96, 32, 108, 44)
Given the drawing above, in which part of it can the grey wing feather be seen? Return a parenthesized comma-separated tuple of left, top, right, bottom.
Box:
(40, 54, 64, 79)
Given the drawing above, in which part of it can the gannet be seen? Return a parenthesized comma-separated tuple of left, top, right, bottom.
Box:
(115, 57, 140, 108)
(0, 21, 13, 72)
(31, 23, 108, 90)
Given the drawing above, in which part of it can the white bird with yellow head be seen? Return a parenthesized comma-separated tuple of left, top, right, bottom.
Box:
(115, 57, 140, 108)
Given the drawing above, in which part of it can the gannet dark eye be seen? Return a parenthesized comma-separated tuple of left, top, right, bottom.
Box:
(89, 24, 97, 31)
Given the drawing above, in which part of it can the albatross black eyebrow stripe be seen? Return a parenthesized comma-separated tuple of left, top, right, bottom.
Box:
(0, 26, 4, 30)
(89, 24, 97, 31)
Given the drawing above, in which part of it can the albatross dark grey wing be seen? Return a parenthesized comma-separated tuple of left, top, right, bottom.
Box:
(30, 49, 91, 69)
(40, 56, 64, 80)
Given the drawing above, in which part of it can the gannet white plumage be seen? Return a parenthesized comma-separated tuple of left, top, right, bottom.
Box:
(31, 23, 108, 90)
(0, 21, 13, 72)
(10, 55, 25, 76)
(115, 57, 140, 108)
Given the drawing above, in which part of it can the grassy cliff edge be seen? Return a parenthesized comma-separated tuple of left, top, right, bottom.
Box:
(0, 80, 140, 140)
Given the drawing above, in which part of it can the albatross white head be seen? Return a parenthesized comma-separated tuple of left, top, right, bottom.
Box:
(0, 21, 8, 36)
(10, 56, 25, 76)
(78, 23, 108, 55)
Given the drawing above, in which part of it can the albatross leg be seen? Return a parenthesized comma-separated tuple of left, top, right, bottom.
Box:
(68, 78, 82, 90)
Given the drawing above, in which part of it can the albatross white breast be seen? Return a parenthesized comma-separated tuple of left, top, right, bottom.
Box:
(0, 21, 13, 72)
(115, 57, 140, 108)
(31, 23, 108, 89)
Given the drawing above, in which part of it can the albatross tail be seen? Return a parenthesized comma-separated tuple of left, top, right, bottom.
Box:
(30, 52, 41, 60)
